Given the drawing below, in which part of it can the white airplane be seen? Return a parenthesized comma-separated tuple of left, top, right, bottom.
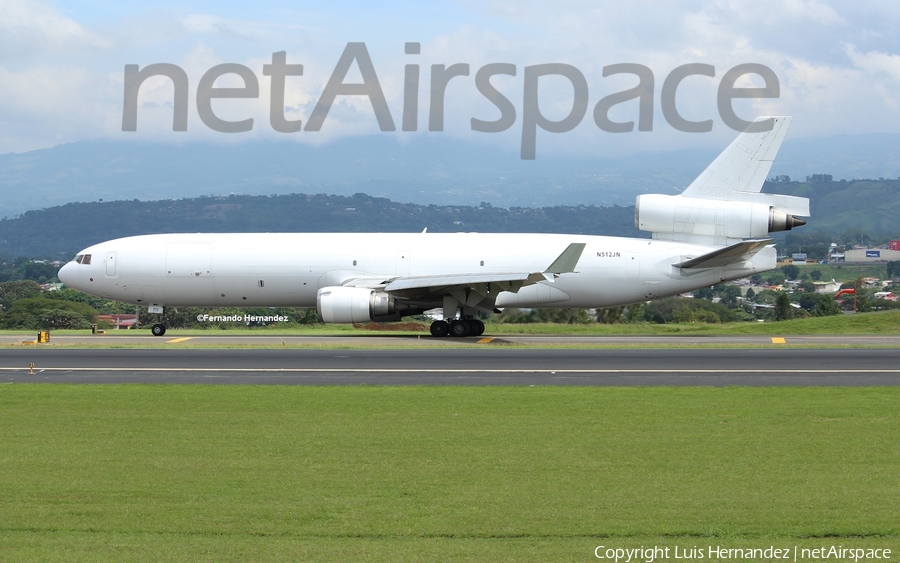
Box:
(58, 116, 808, 337)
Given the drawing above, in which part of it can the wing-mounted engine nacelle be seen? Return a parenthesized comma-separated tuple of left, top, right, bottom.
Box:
(316, 286, 398, 323)
(635, 194, 806, 239)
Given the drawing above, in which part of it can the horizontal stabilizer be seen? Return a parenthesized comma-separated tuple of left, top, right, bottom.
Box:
(674, 239, 772, 269)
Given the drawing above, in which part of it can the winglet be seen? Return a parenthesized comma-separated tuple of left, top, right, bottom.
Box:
(545, 243, 586, 275)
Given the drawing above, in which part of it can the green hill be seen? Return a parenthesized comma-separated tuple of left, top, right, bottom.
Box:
(2, 176, 898, 260)
(0, 193, 640, 259)
(764, 177, 900, 237)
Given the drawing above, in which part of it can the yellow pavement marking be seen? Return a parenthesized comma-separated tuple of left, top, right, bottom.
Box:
(165, 337, 193, 344)
(771, 337, 786, 344)
(477, 337, 496, 344)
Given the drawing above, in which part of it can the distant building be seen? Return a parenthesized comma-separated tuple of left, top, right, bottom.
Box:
(813, 280, 841, 294)
(844, 248, 900, 263)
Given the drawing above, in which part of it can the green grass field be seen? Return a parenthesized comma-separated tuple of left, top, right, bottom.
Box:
(1, 385, 897, 561)
(795, 263, 888, 283)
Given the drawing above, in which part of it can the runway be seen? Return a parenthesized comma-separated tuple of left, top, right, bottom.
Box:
(3, 348, 900, 385)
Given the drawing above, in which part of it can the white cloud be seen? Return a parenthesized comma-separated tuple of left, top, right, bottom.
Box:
(846, 45, 900, 82)
(0, 0, 110, 60)
(0, 64, 119, 152)
(1, 1, 900, 156)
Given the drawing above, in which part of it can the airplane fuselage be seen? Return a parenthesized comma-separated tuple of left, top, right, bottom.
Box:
(58, 232, 774, 311)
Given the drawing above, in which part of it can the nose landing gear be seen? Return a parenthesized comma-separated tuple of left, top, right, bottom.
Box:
(147, 305, 167, 336)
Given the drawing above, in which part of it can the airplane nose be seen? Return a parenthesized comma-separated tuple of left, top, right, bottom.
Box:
(57, 262, 74, 286)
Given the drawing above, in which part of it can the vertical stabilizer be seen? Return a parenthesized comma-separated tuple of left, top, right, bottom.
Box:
(682, 116, 791, 199)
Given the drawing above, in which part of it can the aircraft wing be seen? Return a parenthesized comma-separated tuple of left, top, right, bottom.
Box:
(385, 242, 586, 292)
(674, 239, 771, 269)
(386, 271, 542, 292)
(344, 242, 586, 301)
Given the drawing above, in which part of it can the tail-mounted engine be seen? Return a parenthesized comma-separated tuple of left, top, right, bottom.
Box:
(635, 194, 806, 243)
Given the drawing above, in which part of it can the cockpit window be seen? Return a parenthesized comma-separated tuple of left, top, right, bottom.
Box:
(73, 254, 91, 265)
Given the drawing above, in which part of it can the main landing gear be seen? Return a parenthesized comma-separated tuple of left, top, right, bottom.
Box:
(430, 319, 485, 337)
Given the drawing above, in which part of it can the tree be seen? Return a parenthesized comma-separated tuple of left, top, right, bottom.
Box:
(45, 287, 136, 313)
(810, 269, 822, 281)
(0, 297, 98, 329)
(888, 261, 900, 280)
(774, 292, 793, 321)
(693, 286, 715, 300)
(718, 285, 743, 308)
(800, 280, 817, 293)
(624, 303, 643, 323)
(797, 293, 841, 317)
(596, 306, 624, 324)
(38, 309, 94, 329)
(855, 278, 873, 313)
(813, 295, 842, 317)
(781, 264, 800, 280)
(640, 298, 740, 324)
(0, 280, 43, 310)
(499, 308, 592, 324)
(536, 308, 592, 324)
(22, 262, 59, 283)
(692, 283, 742, 308)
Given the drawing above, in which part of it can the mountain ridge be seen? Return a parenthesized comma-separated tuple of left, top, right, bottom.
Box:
(2, 132, 899, 220)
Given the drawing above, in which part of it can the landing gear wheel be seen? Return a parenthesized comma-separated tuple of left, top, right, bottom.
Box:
(472, 319, 485, 336)
(151, 323, 167, 337)
(449, 320, 470, 337)
(430, 320, 450, 337)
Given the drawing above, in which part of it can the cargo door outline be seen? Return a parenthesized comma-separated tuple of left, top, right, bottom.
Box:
(166, 243, 212, 301)
(625, 252, 640, 277)
(106, 252, 117, 276)
(396, 251, 410, 276)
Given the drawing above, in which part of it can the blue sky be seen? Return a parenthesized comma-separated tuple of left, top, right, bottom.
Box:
(2, 0, 899, 156)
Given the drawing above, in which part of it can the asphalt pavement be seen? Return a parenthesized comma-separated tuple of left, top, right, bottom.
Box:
(2, 347, 899, 385)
